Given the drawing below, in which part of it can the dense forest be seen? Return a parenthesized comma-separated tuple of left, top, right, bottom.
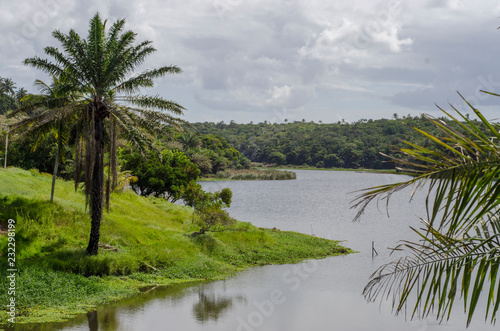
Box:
(191, 116, 465, 169)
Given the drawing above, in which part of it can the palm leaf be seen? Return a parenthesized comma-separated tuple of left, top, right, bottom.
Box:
(352, 93, 500, 326)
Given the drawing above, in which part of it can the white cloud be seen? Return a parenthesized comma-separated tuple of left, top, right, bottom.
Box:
(267, 85, 292, 106)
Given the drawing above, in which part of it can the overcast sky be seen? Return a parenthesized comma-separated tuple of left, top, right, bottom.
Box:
(2, 0, 500, 123)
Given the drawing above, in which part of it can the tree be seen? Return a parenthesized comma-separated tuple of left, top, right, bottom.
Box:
(23, 13, 186, 255)
(178, 131, 201, 150)
(10, 76, 83, 202)
(352, 93, 500, 326)
(122, 149, 199, 201)
(182, 184, 234, 236)
(15, 88, 28, 103)
(0, 78, 16, 96)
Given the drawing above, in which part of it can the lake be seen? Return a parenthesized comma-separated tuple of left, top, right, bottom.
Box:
(23, 170, 496, 331)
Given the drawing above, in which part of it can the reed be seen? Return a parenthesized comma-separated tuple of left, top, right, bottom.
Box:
(215, 169, 296, 180)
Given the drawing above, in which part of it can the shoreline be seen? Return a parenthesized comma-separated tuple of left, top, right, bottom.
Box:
(0, 167, 351, 326)
(199, 167, 399, 182)
(1, 230, 350, 326)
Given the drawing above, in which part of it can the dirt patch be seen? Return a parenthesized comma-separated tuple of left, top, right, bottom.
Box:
(0, 220, 8, 235)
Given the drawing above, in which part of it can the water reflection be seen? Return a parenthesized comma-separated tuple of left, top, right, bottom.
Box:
(192, 286, 234, 323)
(86, 311, 98, 331)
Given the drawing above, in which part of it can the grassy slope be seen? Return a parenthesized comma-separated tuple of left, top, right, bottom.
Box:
(0, 167, 350, 324)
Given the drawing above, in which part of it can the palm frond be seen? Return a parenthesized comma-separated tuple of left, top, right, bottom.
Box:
(353, 92, 500, 325)
(111, 109, 157, 156)
(120, 95, 185, 115)
(23, 56, 66, 77)
(364, 215, 500, 326)
(114, 66, 182, 94)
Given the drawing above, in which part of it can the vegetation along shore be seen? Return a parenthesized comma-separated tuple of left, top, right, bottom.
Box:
(0, 167, 350, 324)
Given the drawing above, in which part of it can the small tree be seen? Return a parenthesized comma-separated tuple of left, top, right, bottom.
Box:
(183, 184, 234, 236)
(10, 76, 83, 202)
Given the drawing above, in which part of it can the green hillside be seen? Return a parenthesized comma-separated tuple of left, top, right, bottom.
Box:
(0, 167, 349, 324)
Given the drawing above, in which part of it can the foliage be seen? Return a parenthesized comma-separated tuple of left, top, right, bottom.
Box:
(181, 182, 234, 235)
(0, 94, 18, 115)
(175, 132, 251, 175)
(3, 132, 72, 175)
(192, 116, 481, 169)
(121, 148, 199, 201)
(191, 204, 235, 235)
(0, 77, 26, 115)
(351, 93, 500, 326)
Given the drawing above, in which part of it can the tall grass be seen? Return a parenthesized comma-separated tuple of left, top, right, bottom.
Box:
(215, 169, 296, 180)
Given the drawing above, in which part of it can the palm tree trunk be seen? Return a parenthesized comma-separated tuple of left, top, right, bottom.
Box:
(51, 123, 63, 202)
(86, 116, 105, 255)
(4, 131, 8, 169)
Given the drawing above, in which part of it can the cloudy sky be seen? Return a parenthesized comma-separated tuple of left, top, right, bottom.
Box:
(2, 0, 500, 123)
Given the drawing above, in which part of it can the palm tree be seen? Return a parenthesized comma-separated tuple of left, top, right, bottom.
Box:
(10, 76, 83, 202)
(23, 13, 186, 255)
(1, 78, 17, 96)
(178, 131, 202, 150)
(15, 88, 28, 104)
(351, 93, 500, 326)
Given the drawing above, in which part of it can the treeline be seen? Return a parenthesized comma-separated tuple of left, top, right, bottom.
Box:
(191, 116, 471, 170)
(0, 77, 27, 114)
(1, 128, 249, 180)
(0, 75, 249, 178)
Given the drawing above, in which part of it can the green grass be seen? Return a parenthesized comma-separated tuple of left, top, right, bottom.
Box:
(0, 167, 350, 325)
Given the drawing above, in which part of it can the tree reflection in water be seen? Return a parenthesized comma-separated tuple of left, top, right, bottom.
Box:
(192, 292, 233, 323)
(192, 286, 246, 324)
(86, 311, 98, 331)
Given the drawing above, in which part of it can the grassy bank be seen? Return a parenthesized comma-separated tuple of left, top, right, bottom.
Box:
(0, 167, 349, 325)
(201, 169, 296, 181)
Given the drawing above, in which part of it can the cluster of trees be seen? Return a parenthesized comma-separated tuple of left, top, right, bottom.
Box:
(3, 129, 249, 186)
(171, 131, 250, 174)
(192, 116, 469, 169)
(0, 77, 28, 114)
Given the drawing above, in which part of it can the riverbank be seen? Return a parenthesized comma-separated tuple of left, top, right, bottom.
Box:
(200, 168, 297, 181)
(0, 167, 350, 325)
(264, 165, 398, 174)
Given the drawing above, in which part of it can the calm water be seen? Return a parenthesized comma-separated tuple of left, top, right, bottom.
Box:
(21, 170, 496, 331)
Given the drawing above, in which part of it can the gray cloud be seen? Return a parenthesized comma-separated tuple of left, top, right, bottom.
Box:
(2, 0, 500, 123)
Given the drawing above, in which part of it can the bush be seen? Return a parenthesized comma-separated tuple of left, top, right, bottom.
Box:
(182, 184, 234, 236)
(121, 149, 199, 201)
(192, 205, 235, 235)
